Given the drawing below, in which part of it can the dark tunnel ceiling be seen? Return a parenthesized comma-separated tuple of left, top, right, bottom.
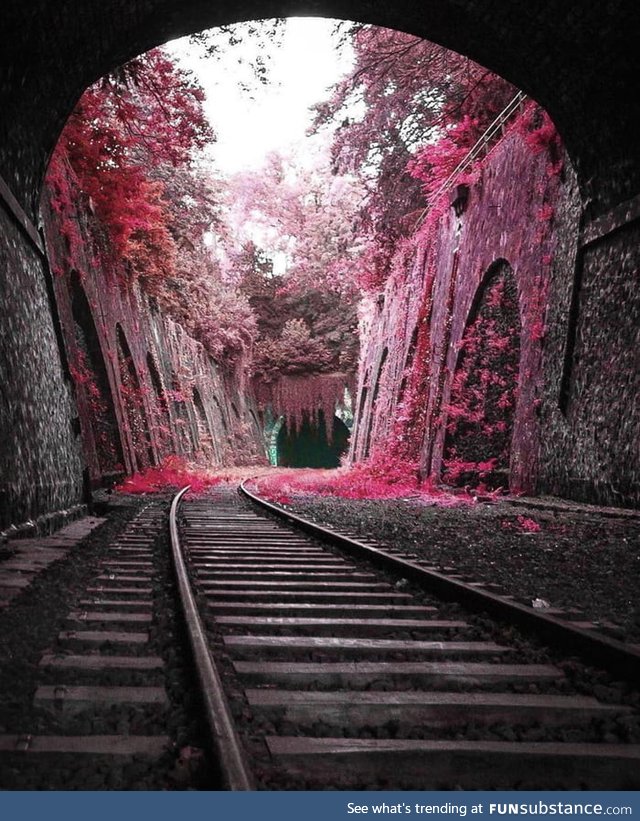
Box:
(1, 0, 640, 217)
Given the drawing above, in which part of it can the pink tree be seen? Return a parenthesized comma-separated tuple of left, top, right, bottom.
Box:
(47, 48, 256, 367)
(311, 25, 515, 290)
(223, 147, 366, 295)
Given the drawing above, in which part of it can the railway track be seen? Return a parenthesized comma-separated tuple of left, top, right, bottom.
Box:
(171, 483, 640, 790)
(0, 501, 209, 790)
(2, 483, 639, 790)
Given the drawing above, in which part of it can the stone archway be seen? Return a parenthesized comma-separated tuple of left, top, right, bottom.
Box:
(441, 260, 521, 489)
(115, 324, 155, 471)
(69, 271, 125, 481)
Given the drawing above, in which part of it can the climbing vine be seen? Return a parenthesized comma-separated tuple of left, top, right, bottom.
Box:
(441, 264, 521, 488)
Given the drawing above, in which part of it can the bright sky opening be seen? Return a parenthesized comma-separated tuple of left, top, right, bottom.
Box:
(169, 17, 353, 174)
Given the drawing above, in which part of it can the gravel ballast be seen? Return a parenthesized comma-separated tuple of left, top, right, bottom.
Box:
(280, 495, 640, 645)
(0, 493, 215, 790)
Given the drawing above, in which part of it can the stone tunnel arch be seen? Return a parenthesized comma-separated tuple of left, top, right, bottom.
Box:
(0, 4, 638, 519)
(115, 323, 155, 471)
(3, 2, 640, 218)
(69, 271, 125, 481)
(441, 259, 521, 490)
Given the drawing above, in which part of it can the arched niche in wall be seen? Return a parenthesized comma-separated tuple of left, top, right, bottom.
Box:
(116, 323, 155, 471)
(169, 370, 196, 456)
(363, 347, 389, 457)
(69, 271, 125, 479)
(146, 351, 172, 458)
(192, 387, 216, 459)
(278, 412, 350, 468)
(398, 325, 420, 403)
(441, 259, 521, 489)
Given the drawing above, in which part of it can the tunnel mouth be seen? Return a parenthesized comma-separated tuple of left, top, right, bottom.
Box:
(277, 411, 350, 468)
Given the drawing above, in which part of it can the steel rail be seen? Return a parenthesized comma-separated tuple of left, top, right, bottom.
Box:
(239, 479, 640, 683)
(169, 486, 255, 790)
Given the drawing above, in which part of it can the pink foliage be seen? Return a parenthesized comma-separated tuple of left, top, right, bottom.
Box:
(441, 267, 520, 488)
(115, 456, 225, 494)
(46, 49, 256, 369)
(443, 457, 498, 485)
(251, 459, 473, 507)
(407, 116, 482, 201)
(68, 347, 123, 471)
(517, 515, 542, 532)
(537, 204, 555, 222)
(257, 372, 353, 442)
(224, 150, 365, 298)
(516, 104, 562, 160)
(502, 514, 543, 533)
(311, 27, 515, 285)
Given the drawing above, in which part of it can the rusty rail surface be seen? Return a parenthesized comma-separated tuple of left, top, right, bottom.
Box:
(162, 482, 640, 789)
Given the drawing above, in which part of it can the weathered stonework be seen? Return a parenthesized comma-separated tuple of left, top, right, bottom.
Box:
(42, 178, 266, 489)
(2, 1, 640, 217)
(352, 113, 639, 507)
(540, 216, 640, 505)
(0, 206, 84, 529)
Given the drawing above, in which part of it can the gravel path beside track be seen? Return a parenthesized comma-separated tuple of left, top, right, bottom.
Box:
(283, 496, 640, 645)
(0, 494, 214, 790)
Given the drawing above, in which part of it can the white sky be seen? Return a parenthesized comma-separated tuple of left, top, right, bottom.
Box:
(168, 17, 352, 174)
